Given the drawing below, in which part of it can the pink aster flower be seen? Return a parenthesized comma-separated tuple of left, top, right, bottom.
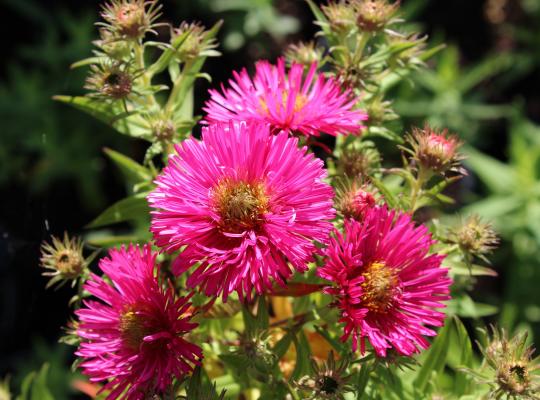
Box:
(203, 58, 367, 137)
(148, 121, 335, 300)
(318, 206, 451, 357)
(76, 245, 202, 399)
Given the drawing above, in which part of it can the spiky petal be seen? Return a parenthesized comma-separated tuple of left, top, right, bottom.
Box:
(148, 121, 335, 300)
(76, 245, 202, 399)
(203, 58, 367, 137)
(318, 206, 451, 357)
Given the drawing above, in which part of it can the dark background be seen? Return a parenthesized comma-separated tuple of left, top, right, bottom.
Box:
(1, 0, 539, 397)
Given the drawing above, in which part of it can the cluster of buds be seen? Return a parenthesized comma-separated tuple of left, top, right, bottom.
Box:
(477, 327, 539, 399)
(448, 215, 499, 261)
(322, 0, 399, 35)
(40, 233, 87, 289)
(295, 351, 352, 399)
(99, 0, 164, 41)
(404, 125, 464, 176)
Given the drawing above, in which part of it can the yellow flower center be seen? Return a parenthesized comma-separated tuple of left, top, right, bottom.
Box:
(120, 308, 152, 350)
(259, 92, 308, 115)
(360, 261, 399, 314)
(212, 179, 269, 233)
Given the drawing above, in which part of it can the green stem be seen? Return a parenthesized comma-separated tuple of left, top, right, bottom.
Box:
(409, 166, 430, 212)
(133, 42, 158, 108)
(165, 60, 194, 115)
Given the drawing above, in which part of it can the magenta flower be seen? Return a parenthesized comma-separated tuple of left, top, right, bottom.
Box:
(203, 58, 367, 137)
(76, 245, 202, 399)
(318, 206, 451, 357)
(148, 121, 335, 300)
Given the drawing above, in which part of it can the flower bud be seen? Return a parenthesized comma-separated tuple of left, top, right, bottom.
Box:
(40, 233, 86, 289)
(338, 145, 381, 179)
(479, 327, 539, 399)
(85, 63, 133, 100)
(321, 1, 357, 34)
(152, 119, 176, 142)
(405, 125, 463, 175)
(448, 215, 499, 259)
(100, 0, 163, 40)
(336, 180, 378, 221)
(352, 0, 400, 32)
(284, 41, 324, 68)
(295, 351, 352, 399)
(172, 22, 219, 63)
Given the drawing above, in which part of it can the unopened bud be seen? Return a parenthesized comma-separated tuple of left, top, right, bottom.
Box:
(85, 63, 133, 100)
(172, 22, 219, 63)
(336, 180, 378, 221)
(284, 41, 324, 67)
(448, 215, 499, 259)
(40, 233, 86, 289)
(100, 0, 163, 40)
(479, 327, 539, 399)
(405, 125, 463, 175)
(152, 119, 176, 142)
(295, 351, 352, 399)
(321, 1, 357, 34)
(338, 146, 381, 178)
(352, 0, 400, 32)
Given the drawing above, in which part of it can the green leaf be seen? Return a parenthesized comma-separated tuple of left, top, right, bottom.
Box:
(449, 261, 497, 277)
(463, 145, 516, 194)
(370, 177, 400, 209)
(449, 295, 499, 318)
(85, 234, 145, 247)
(451, 317, 474, 396)
(272, 331, 293, 360)
(290, 331, 312, 382)
(413, 321, 451, 393)
(54, 95, 151, 139)
(103, 147, 152, 185)
(86, 193, 150, 228)
(16, 364, 54, 400)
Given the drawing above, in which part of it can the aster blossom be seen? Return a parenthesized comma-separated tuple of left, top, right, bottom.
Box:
(148, 121, 335, 300)
(318, 206, 451, 357)
(203, 58, 367, 137)
(76, 244, 202, 399)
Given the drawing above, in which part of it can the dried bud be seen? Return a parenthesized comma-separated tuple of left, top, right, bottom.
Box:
(321, 1, 357, 34)
(40, 233, 86, 288)
(338, 145, 381, 178)
(448, 215, 499, 259)
(172, 22, 219, 62)
(481, 327, 539, 399)
(405, 125, 464, 175)
(85, 62, 133, 100)
(336, 179, 378, 221)
(99, 0, 163, 40)
(284, 41, 324, 67)
(295, 351, 352, 400)
(352, 0, 400, 32)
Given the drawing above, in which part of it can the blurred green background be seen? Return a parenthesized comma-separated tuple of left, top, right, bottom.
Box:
(1, 0, 540, 397)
